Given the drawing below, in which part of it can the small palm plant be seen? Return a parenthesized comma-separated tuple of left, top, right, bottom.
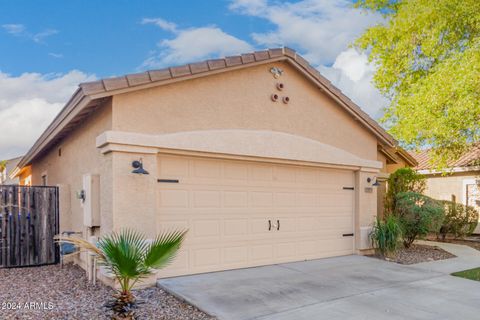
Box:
(56, 229, 187, 319)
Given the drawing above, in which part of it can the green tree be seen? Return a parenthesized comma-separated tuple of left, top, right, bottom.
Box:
(385, 167, 426, 214)
(0, 160, 6, 172)
(355, 0, 480, 167)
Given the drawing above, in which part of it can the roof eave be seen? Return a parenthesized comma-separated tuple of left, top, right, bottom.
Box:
(16, 88, 91, 169)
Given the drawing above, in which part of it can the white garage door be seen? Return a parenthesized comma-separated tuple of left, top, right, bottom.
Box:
(156, 154, 355, 278)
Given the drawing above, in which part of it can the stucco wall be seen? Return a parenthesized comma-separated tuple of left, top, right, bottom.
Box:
(112, 61, 379, 161)
(424, 172, 480, 203)
(424, 171, 480, 233)
(22, 100, 113, 236)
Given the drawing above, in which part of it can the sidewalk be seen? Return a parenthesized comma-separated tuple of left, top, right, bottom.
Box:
(411, 240, 480, 274)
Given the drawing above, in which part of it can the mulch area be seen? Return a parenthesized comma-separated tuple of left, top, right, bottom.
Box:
(0, 263, 214, 320)
(393, 244, 456, 264)
(371, 244, 456, 265)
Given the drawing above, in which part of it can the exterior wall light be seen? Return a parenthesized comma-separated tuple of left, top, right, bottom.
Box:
(367, 177, 380, 187)
(132, 160, 149, 175)
(76, 190, 86, 202)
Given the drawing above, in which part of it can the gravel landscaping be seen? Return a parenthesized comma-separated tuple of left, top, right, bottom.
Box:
(0, 263, 214, 320)
(393, 244, 456, 264)
(370, 244, 456, 265)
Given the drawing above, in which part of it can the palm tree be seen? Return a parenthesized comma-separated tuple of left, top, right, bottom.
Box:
(56, 229, 187, 319)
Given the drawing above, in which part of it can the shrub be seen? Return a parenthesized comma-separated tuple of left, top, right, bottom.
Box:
(370, 215, 402, 257)
(395, 192, 444, 248)
(438, 201, 479, 240)
(56, 229, 187, 318)
(385, 167, 426, 215)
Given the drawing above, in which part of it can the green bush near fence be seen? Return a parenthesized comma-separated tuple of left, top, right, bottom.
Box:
(437, 201, 479, 240)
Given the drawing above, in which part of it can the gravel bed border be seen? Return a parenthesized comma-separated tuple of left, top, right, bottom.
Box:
(0, 263, 215, 320)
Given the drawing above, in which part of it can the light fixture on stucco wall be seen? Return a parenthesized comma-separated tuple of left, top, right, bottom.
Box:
(132, 159, 149, 175)
(367, 177, 380, 187)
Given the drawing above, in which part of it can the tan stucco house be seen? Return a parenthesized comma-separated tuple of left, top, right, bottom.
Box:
(0, 156, 22, 185)
(412, 146, 480, 233)
(11, 48, 415, 283)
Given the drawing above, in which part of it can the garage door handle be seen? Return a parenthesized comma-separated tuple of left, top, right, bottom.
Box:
(343, 233, 354, 237)
(277, 220, 280, 231)
(268, 220, 272, 231)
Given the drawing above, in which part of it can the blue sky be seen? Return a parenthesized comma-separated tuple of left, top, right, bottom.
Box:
(0, 0, 386, 159)
(0, 0, 272, 76)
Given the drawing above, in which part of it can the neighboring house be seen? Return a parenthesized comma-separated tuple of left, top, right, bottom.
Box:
(412, 146, 480, 233)
(11, 48, 415, 284)
(0, 156, 22, 185)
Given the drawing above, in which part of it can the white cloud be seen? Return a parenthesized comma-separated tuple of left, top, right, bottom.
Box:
(2, 24, 25, 35)
(228, 0, 267, 15)
(32, 28, 58, 44)
(140, 23, 253, 68)
(141, 18, 177, 33)
(230, 0, 382, 65)
(332, 48, 374, 82)
(0, 70, 95, 159)
(1, 23, 58, 44)
(320, 49, 388, 118)
(48, 52, 63, 59)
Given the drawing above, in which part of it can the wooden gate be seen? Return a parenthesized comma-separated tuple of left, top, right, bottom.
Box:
(0, 185, 59, 268)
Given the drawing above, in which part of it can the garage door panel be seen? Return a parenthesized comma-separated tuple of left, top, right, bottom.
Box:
(250, 192, 273, 207)
(157, 154, 354, 277)
(275, 242, 297, 260)
(158, 155, 190, 177)
(159, 189, 189, 207)
(274, 166, 296, 182)
(223, 246, 248, 265)
(250, 218, 274, 236)
(274, 192, 296, 207)
(223, 191, 248, 207)
(192, 190, 222, 208)
(224, 219, 249, 237)
(296, 192, 320, 207)
(192, 247, 221, 269)
(192, 159, 222, 178)
(249, 165, 274, 182)
(250, 244, 275, 263)
(224, 163, 248, 180)
(295, 167, 320, 184)
(193, 219, 221, 238)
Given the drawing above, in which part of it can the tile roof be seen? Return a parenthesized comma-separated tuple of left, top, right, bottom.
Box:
(411, 144, 480, 170)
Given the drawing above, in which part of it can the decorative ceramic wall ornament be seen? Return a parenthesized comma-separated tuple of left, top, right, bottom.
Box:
(270, 67, 284, 79)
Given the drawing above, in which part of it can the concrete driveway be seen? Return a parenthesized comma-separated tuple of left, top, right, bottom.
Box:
(158, 253, 480, 320)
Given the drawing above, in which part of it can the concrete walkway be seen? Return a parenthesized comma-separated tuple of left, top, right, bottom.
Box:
(413, 240, 480, 274)
(158, 245, 480, 320)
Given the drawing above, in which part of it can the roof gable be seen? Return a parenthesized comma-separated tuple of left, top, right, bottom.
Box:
(16, 47, 407, 170)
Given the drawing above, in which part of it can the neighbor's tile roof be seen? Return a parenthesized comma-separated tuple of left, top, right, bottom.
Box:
(411, 144, 480, 170)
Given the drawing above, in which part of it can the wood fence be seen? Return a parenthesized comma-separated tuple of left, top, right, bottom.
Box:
(0, 185, 59, 268)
